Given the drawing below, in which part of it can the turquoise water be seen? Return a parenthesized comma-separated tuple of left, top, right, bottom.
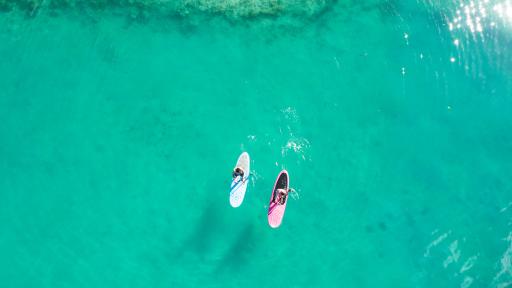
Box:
(1, 1, 512, 287)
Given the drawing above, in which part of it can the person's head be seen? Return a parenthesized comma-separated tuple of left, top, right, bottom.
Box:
(233, 168, 244, 179)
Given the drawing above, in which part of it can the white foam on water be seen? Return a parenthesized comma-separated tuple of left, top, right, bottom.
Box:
(281, 106, 299, 123)
(460, 276, 474, 288)
(500, 202, 512, 213)
(281, 137, 311, 162)
(424, 230, 451, 257)
(493, 232, 512, 286)
(278, 106, 312, 162)
(289, 188, 300, 200)
(443, 240, 461, 268)
(282, 137, 309, 153)
(250, 169, 263, 187)
(498, 281, 512, 288)
(334, 56, 341, 69)
(460, 255, 478, 273)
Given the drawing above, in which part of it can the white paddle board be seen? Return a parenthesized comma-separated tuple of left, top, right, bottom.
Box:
(229, 152, 250, 208)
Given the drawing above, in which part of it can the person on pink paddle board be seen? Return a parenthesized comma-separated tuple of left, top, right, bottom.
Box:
(268, 170, 290, 228)
(273, 188, 289, 205)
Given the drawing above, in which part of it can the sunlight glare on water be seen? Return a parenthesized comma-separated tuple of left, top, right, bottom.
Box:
(447, 0, 512, 33)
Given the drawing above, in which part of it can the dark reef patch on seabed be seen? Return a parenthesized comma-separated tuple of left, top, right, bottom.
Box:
(0, 0, 395, 27)
(0, 0, 335, 20)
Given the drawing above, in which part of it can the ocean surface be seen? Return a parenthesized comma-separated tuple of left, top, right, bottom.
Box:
(1, 0, 512, 287)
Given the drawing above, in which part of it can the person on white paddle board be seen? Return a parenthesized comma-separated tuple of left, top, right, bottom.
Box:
(232, 167, 246, 182)
(274, 188, 289, 205)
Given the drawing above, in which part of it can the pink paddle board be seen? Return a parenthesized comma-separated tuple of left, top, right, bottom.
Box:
(267, 170, 289, 228)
